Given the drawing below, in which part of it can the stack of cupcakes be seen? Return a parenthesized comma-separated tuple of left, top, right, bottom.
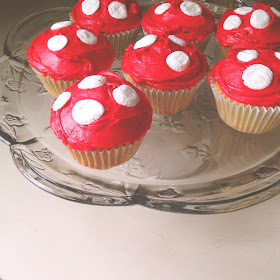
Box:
(210, 3, 280, 134)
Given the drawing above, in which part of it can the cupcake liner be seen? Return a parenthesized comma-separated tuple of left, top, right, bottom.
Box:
(215, 38, 231, 59)
(66, 137, 143, 170)
(124, 73, 207, 115)
(210, 79, 280, 134)
(32, 67, 78, 98)
(104, 26, 141, 58)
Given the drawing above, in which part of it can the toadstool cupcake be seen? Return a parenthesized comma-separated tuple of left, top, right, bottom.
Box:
(71, 0, 142, 57)
(141, 0, 215, 51)
(50, 70, 152, 169)
(216, 3, 280, 58)
(209, 48, 280, 134)
(27, 21, 114, 97)
(121, 35, 208, 115)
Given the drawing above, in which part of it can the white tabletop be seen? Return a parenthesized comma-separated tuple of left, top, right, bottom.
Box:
(1, 140, 280, 280)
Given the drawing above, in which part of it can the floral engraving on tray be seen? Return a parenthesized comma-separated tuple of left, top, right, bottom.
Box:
(152, 111, 186, 132)
(1, 96, 8, 102)
(116, 157, 160, 179)
(158, 188, 180, 198)
(32, 148, 54, 162)
(253, 167, 279, 179)
(2, 59, 45, 94)
(5, 79, 26, 92)
(182, 146, 211, 161)
(4, 114, 28, 127)
(11, 145, 45, 171)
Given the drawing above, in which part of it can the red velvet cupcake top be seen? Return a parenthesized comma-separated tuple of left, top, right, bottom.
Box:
(216, 3, 280, 49)
(71, 0, 142, 34)
(27, 22, 114, 81)
(121, 35, 208, 90)
(141, 0, 214, 43)
(209, 48, 280, 107)
(50, 70, 153, 151)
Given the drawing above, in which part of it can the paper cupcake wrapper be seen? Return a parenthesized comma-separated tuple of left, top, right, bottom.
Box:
(210, 79, 280, 134)
(104, 26, 141, 58)
(66, 137, 143, 170)
(124, 73, 207, 115)
(142, 30, 212, 52)
(32, 68, 78, 98)
(215, 38, 230, 59)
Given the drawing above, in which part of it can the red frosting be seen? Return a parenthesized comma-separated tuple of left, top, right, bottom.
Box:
(50, 70, 153, 150)
(71, 0, 142, 34)
(141, 0, 214, 43)
(216, 3, 280, 49)
(27, 23, 114, 81)
(121, 36, 208, 90)
(209, 48, 280, 107)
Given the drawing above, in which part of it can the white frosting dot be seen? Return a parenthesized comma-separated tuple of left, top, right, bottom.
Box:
(166, 51, 190, 72)
(108, 1, 127, 19)
(271, 7, 280, 17)
(223, 15, 242, 30)
(78, 75, 106, 89)
(52, 92, 71, 111)
(180, 1, 202, 17)
(275, 52, 280, 60)
(242, 64, 273, 90)
(113, 85, 139, 107)
(72, 99, 105, 125)
(168, 35, 187, 46)
(51, 21, 72, 30)
(77, 29, 97, 45)
(82, 0, 100, 15)
(250, 9, 270, 29)
(154, 3, 171, 15)
(47, 35, 68, 52)
(234, 7, 253, 15)
(237, 50, 259, 62)
(134, 35, 157, 49)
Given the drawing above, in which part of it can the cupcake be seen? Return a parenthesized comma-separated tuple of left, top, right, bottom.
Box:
(209, 48, 280, 134)
(70, 0, 142, 57)
(216, 3, 280, 58)
(121, 35, 208, 115)
(27, 21, 114, 97)
(141, 0, 215, 51)
(50, 70, 153, 169)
